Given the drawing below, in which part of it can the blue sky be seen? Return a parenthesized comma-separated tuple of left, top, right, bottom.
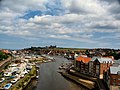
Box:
(0, 0, 120, 49)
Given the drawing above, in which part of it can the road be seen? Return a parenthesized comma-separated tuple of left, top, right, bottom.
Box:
(0, 56, 12, 72)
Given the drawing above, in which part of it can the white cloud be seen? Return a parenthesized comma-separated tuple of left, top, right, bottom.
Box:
(0, 11, 14, 19)
(1, 0, 48, 12)
(61, 0, 107, 15)
(0, 0, 120, 48)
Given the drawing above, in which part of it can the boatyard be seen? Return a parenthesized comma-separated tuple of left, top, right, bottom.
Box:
(0, 53, 55, 90)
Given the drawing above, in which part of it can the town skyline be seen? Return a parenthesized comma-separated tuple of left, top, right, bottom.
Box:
(0, 0, 120, 49)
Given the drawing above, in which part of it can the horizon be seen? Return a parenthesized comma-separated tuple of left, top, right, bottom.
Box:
(1, 45, 120, 50)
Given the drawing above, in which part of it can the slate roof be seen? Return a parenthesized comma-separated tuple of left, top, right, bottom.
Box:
(91, 57, 113, 63)
(113, 59, 120, 64)
(110, 59, 120, 74)
(110, 65, 120, 74)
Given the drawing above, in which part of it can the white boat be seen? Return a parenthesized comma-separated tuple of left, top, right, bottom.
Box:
(58, 66, 63, 69)
(36, 76, 39, 79)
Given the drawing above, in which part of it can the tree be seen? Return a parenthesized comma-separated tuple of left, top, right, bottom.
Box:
(0, 51, 9, 61)
(85, 50, 90, 57)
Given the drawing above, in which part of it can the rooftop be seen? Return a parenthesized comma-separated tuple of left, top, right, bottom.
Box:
(110, 65, 120, 74)
(76, 55, 91, 63)
(91, 57, 113, 63)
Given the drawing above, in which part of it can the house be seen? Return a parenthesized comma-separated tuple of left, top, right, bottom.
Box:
(90, 57, 113, 79)
(74, 55, 91, 75)
(89, 57, 100, 78)
(2, 50, 10, 54)
(103, 60, 120, 90)
(74, 53, 78, 59)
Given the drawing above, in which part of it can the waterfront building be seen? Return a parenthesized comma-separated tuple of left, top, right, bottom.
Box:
(103, 60, 120, 90)
(74, 56, 113, 79)
(90, 57, 113, 79)
(74, 55, 91, 74)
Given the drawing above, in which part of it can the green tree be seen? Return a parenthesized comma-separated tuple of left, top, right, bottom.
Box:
(0, 51, 9, 61)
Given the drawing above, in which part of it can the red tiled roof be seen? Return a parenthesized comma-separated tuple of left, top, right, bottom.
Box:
(2, 50, 9, 54)
(76, 55, 91, 63)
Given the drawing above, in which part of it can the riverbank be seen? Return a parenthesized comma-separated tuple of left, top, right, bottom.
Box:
(57, 62, 97, 89)
(29, 55, 55, 64)
(59, 70, 95, 90)
(23, 78, 38, 90)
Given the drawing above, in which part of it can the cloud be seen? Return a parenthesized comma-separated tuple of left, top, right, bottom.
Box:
(0, 0, 47, 12)
(61, 0, 107, 15)
(118, 0, 120, 4)
(0, 0, 120, 48)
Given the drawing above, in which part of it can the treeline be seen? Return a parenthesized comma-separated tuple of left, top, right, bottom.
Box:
(25, 45, 57, 50)
(85, 49, 120, 60)
(0, 51, 9, 61)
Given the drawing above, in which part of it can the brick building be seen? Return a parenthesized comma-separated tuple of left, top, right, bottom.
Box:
(104, 60, 120, 90)
(74, 56, 113, 79)
(75, 55, 91, 75)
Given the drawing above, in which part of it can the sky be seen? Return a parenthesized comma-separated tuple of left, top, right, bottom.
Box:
(0, 0, 120, 49)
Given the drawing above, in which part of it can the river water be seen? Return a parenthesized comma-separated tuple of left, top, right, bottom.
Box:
(26, 56, 88, 90)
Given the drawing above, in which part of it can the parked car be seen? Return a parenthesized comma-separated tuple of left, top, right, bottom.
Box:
(0, 78, 5, 83)
(11, 78, 18, 84)
(6, 76, 15, 80)
(23, 70, 28, 74)
(4, 72, 12, 77)
(4, 83, 12, 89)
(20, 74, 24, 78)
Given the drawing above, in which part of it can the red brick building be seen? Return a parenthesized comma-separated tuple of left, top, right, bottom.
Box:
(74, 56, 113, 79)
(90, 57, 113, 79)
(75, 55, 91, 75)
(104, 60, 120, 90)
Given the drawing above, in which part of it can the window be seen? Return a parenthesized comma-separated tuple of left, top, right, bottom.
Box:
(96, 65, 99, 72)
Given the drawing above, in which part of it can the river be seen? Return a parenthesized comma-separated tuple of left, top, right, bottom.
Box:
(25, 56, 88, 90)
